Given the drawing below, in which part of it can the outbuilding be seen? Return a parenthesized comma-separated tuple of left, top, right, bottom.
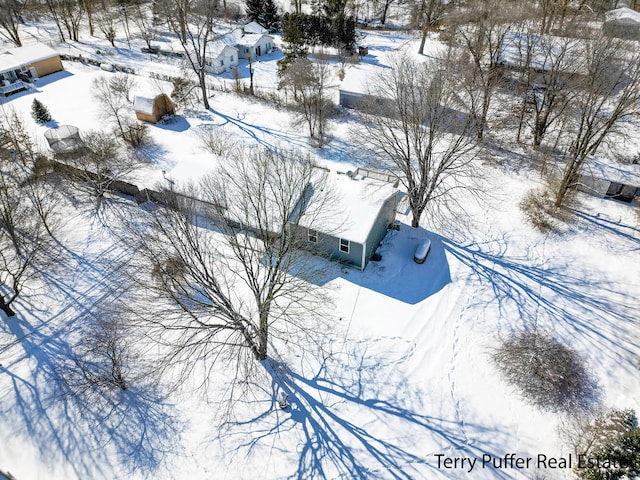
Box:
(603, 7, 640, 40)
(133, 94, 175, 124)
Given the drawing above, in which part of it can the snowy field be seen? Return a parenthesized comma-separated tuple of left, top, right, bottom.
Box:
(1, 25, 639, 480)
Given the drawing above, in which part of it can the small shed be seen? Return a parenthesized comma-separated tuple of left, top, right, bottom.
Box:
(206, 42, 239, 74)
(133, 94, 174, 123)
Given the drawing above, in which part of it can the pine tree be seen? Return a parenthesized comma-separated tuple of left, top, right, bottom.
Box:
(31, 98, 52, 124)
(262, 0, 280, 32)
(245, 0, 262, 23)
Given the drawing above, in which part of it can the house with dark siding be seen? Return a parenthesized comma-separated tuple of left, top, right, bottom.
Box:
(293, 169, 400, 270)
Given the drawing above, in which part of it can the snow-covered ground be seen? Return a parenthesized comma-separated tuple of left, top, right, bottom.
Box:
(1, 24, 639, 480)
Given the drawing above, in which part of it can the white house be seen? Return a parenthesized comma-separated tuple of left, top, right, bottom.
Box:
(226, 31, 274, 60)
(206, 42, 239, 74)
(169, 39, 239, 75)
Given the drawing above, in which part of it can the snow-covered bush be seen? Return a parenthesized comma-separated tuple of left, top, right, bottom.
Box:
(198, 126, 238, 156)
(493, 330, 598, 413)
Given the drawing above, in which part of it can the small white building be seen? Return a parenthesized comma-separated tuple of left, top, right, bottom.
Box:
(170, 39, 240, 75)
(206, 42, 239, 74)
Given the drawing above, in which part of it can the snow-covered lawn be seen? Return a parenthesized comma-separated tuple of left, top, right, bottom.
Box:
(0, 27, 639, 480)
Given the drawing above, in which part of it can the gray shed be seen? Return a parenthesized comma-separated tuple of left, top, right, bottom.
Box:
(603, 8, 640, 40)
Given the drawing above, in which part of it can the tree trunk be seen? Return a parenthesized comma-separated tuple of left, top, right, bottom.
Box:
(199, 71, 210, 109)
(0, 295, 16, 317)
(418, 29, 428, 55)
(380, 0, 391, 24)
(256, 311, 269, 361)
(249, 57, 254, 96)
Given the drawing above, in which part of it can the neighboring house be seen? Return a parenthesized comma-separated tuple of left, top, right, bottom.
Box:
(226, 30, 274, 59)
(206, 42, 239, 74)
(133, 94, 175, 123)
(498, 31, 589, 82)
(0, 43, 63, 96)
(339, 67, 375, 109)
(576, 159, 640, 203)
(603, 7, 640, 41)
(293, 168, 400, 270)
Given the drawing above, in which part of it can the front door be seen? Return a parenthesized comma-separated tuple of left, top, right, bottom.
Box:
(256, 46, 261, 56)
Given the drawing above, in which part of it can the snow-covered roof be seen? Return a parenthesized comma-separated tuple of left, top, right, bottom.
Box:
(209, 41, 238, 58)
(301, 170, 398, 244)
(339, 66, 374, 95)
(0, 53, 23, 74)
(605, 7, 640, 24)
(133, 95, 156, 115)
(225, 31, 273, 48)
(500, 31, 583, 73)
(0, 43, 59, 74)
(244, 21, 268, 34)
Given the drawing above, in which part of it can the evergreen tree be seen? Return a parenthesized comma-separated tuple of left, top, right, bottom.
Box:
(262, 0, 280, 32)
(245, 0, 262, 24)
(278, 13, 309, 76)
(576, 410, 640, 480)
(246, 0, 280, 32)
(31, 98, 52, 124)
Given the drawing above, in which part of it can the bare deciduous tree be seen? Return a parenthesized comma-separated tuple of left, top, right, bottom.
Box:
(93, 74, 149, 147)
(64, 130, 144, 200)
(123, 148, 333, 392)
(158, 0, 221, 109)
(0, 0, 25, 46)
(0, 113, 55, 317)
(411, 0, 447, 55)
(357, 53, 477, 228)
(554, 36, 640, 207)
(450, 0, 521, 139)
(279, 56, 333, 147)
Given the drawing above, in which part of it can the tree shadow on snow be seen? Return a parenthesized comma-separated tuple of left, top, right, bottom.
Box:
(215, 338, 514, 480)
(0, 238, 183, 477)
(439, 234, 639, 374)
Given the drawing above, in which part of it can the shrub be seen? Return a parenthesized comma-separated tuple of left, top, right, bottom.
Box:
(31, 98, 52, 124)
(493, 330, 598, 412)
(122, 122, 150, 148)
(198, 126, 237, 156)
(520, 182, 574, 233)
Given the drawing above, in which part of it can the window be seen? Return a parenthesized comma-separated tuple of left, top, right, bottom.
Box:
(308, 230, 318, 243)
(339, 238, 350, 253)
(220, 60, 224, 66)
